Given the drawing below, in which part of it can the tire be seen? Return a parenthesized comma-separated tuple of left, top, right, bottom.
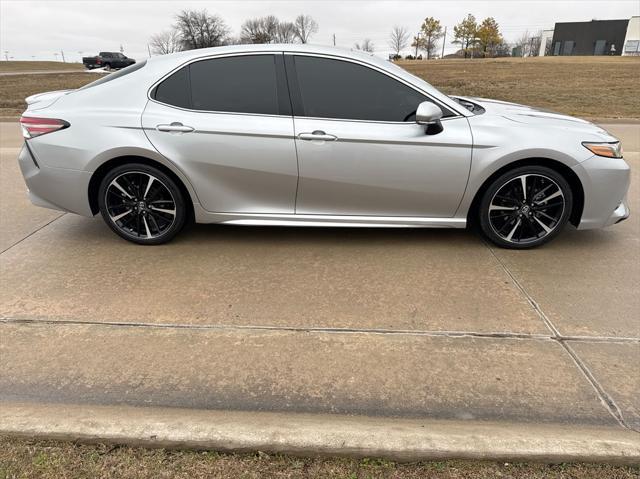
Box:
(104, 63, 112, 71)
(98, 163, 187, 245)
(478, 165, 573, 249)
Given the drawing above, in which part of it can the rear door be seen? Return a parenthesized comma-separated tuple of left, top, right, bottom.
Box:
(287, 54, 472, 217)
(142, 53, 298, 214)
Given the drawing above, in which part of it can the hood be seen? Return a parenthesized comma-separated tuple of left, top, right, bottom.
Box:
(25, 90, 71, 111)
(456, 96, 615, 140)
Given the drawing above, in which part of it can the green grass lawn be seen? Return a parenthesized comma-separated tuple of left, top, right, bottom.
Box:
(1, 436, 638, 479)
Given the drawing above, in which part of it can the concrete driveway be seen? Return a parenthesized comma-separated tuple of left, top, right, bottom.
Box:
(0, 122, 638, 455)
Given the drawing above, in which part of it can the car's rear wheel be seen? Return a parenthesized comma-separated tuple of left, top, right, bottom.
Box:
(98, 163, 187, 245)
(478, 166, 573, 249)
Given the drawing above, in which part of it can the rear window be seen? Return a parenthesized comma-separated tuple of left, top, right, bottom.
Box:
(152, 55, 280, 115)
(78, 60, 146, 90)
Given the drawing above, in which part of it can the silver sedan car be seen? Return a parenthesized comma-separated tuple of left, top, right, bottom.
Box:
(18, 45, 629, 248)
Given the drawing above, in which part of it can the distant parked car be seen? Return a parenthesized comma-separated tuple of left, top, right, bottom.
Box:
(82, 52, 135, 70)
(17, 45, 630, 247)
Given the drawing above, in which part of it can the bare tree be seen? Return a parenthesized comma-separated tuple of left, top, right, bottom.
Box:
(528, 29, 544, 57)
(150, 29, 182, 55)
(514, 30, 531, 57)
(275, 21, 298, 43)
(388, 26, 410, 57)
(240, 15, 280, 43)
(293, 14, 318, 43)
(175, 9, 230, 50)
(354, 39, 374, 53)
(240, 19, 267, 44)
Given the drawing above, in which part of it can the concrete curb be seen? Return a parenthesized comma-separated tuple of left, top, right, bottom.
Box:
(1, 402, 639, 465)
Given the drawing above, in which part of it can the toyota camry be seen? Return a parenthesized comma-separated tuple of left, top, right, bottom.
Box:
(17, 44, 630, 248)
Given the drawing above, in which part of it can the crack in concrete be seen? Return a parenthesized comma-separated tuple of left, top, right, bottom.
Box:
(0, 213, 65, 255)
(2, 317, 639, 344)
(483, 241, 637, 433)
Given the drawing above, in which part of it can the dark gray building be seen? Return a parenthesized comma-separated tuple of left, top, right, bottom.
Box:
(551, 19, 630, 55)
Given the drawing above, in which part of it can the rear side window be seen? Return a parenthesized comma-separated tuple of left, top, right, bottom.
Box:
(79, 60, 146, 90)
(292, 56, 451, 122)
(154, 66, 190, 108)
(153, 55, 282, 115)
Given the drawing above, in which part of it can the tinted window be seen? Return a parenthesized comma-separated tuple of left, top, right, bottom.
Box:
(293, 56, 447, 122)
(154, 66, 190, 109)
(190, 55, 279, 114)
(78, 60, 146, 90)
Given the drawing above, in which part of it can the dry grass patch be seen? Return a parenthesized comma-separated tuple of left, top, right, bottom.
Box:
(0, 61, 84, 73)
(0, 437, 638, 479)
(0, 73, 100, 117)
(399, 56, 640, 119)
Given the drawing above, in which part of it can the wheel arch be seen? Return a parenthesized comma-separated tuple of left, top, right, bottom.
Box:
(467, 158, 585, 228)
(88, 155, 195, 222)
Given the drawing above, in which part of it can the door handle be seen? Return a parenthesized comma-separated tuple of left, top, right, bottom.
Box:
(298, 130, 337, 141)
(156, 122, 194, 133)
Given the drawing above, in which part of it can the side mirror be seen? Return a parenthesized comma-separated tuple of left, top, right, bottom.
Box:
(415, 101, 443, 125)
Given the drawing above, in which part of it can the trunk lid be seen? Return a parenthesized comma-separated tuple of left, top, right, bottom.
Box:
(25, 90, 72, 111)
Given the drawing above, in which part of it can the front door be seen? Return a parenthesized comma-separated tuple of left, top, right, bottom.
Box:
(288, 55, 472, 217)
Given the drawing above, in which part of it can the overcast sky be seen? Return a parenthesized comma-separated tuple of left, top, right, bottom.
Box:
(1, 0, 639, 61)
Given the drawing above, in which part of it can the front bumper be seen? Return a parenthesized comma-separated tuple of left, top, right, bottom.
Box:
(17, 144, 93, 217)
(572, 155, 631, 230)
(604, 198, 630, 227)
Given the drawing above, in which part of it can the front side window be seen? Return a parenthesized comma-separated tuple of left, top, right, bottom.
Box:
(292, 56, 451, 122)
(153, 55, 280, 115)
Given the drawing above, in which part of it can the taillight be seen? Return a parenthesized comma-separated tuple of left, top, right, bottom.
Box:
(20, 116, 69, 139)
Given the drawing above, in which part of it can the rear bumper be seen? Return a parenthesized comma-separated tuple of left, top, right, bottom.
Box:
(17, 144, 93, 217)
(573, 155, 631, 230)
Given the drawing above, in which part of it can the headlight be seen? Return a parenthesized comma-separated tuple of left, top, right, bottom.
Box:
(582, 141, 623, 159)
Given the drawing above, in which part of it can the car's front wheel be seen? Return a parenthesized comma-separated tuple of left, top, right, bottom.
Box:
(98, 163, 187, 245)
(478, 166, 573, 249)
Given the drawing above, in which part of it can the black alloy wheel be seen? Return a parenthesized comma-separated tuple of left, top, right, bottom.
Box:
(98, 163, 187, 245)
(479, 166, 573, 249)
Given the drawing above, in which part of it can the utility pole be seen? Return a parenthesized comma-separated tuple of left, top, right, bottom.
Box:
(60, 50, 66, 62)
(441, 26, 447, 59)
(3, 50, 8, 61)
(332, 34, 336, 46)
(147, 44, 152, 58)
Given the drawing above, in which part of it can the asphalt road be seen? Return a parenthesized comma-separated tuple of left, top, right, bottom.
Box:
(0, 122, 638, 434)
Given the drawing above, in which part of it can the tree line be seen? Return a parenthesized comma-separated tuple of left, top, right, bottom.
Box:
(390, 14, 515, 60)
(150, 10, 318, 54)
(150, 9, 542, 60)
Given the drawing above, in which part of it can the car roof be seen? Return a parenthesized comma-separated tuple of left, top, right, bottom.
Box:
(150, 43, 375, 63)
